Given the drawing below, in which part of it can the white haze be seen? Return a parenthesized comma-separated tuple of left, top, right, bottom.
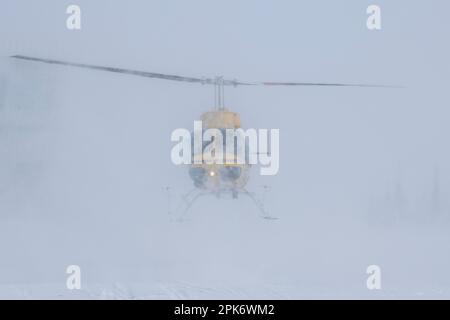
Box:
(0, 0, 449, 298)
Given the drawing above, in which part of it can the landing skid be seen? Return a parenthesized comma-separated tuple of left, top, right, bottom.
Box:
(240, 188, 278, 220)
(165, 187, 278, 221)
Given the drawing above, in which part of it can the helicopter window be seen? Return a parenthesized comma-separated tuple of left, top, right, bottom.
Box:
(220, 166, 242, 181)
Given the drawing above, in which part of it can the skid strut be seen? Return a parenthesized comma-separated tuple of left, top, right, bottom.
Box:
(165, 187, 278, 221)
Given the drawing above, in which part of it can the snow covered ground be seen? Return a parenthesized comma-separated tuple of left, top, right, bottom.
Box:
(1, 282, 448, 300)
(1, 209, 449, 299)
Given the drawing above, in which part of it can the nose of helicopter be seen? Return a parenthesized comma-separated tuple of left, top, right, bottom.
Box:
(189, 165, 243, 189)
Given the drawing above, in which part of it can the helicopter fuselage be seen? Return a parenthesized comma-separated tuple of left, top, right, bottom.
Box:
(188, 109, 249, 195)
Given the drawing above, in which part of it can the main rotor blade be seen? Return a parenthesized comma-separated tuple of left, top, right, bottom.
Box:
(11, 55, 209, 84)
(259, 81, 399, 88)
(11, 55, 399, 88)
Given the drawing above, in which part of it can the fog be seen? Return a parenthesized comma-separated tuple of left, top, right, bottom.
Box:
(0, 0, 449, 298)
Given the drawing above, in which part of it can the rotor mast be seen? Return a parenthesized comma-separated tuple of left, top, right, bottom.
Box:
(213, 76, 226, 111)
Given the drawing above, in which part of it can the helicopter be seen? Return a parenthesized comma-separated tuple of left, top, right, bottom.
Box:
(10, 55, 396, 220)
